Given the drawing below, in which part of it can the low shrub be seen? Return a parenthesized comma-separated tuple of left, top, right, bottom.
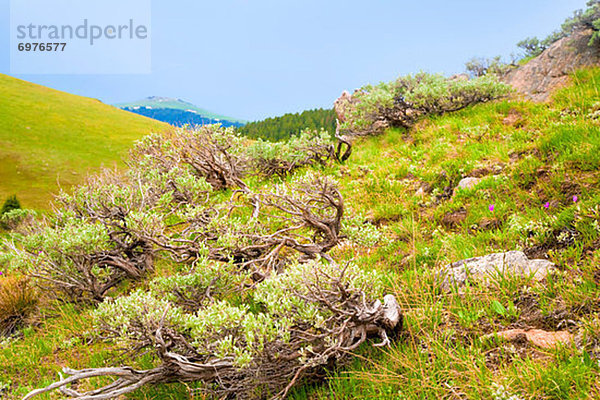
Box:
(0, 195, 22, 229)
(0, 275, 38, 336)
(336, 72, 510, 138)
(24, 261, 400, 399)
(465, 56, 514, 77)
(0, 208, 36, 231)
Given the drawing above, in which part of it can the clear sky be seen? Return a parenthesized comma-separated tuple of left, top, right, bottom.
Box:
(0, 0, 590, 121)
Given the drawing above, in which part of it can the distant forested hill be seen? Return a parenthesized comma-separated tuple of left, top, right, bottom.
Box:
(121, 106, 244, 128)
(237, 108, 336, 141)
(116, 97, 245, 128)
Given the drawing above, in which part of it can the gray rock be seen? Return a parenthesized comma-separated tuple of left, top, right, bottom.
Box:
(439, 251, 555, 291)
(454, 177, 480, 195)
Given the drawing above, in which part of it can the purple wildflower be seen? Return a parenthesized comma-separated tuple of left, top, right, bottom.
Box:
(489, 204, 495, 212)
(544, 202, 550, 209)
(573, 195, 578, 203)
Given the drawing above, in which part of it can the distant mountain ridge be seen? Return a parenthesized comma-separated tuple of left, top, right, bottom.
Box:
(115, 97, 246, 127)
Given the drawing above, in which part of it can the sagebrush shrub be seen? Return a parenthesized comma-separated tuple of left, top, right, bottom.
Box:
(0, 125, 352, 302)
(337, 72, 510, 138)
(0, 208, 36, 231)
(26, 261, 399, 399)
(0, 195, 22, 230)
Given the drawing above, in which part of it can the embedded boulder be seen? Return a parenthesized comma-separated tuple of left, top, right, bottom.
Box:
(453, 177, 480, 195)
(439, 251, 555, 291)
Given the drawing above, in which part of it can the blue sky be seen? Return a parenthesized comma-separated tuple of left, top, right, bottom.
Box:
(0, 0, 589, 121)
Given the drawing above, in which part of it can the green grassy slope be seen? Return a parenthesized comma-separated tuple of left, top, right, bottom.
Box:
(0, 74, 169, 209)
(2, 69, 599, 399)
(290, 68, 600, 399)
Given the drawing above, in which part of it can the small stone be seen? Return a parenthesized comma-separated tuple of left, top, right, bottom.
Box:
(454, 177, 480, 195)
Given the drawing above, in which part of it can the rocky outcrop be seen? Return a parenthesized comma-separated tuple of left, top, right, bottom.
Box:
(333, 90, 355, 124)
(439, 251, 555, 291)
(504, 30, 600, 102)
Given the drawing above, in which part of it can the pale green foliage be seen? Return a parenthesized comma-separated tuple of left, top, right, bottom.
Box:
(465, 56, 513, 77)
(341, 213, 385, 247)
(1, 124, 341, 300)
(93, 290, 186, 349)
(96, 277, 286, 368)
(208, 215, 263, 250)
(23, 219, 109, 260)
(129, 126, 249, 191)
(185, 301, 285, 367)
(273, 169, 338, 196)
(247, 129, 335, 177)
(0, 208, 36, 231)
(93, 260, 387, 370)
(343, 82, 395, 133)
(5, 121, 383, 397)
(255, 261, 386, 322)
(247, 129, 332, 163)
(133, 165, 213, 210)
(399, 73, 509, 112)
(269, 171, 340, 218)
(150, 260, 248, 308)
(340, 72, 510, 135)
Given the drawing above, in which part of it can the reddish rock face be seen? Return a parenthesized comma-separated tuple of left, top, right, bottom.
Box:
(486, 329, 574, 349)
(503, 30, 600, 102)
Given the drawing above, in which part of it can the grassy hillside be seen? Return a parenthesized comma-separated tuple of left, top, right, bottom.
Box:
(290, 68, 600, 399)
(0, 74, 169, 209)
(1, 69, 599, 399)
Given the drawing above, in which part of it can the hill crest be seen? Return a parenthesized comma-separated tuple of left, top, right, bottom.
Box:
(115, 96, 245, 124)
